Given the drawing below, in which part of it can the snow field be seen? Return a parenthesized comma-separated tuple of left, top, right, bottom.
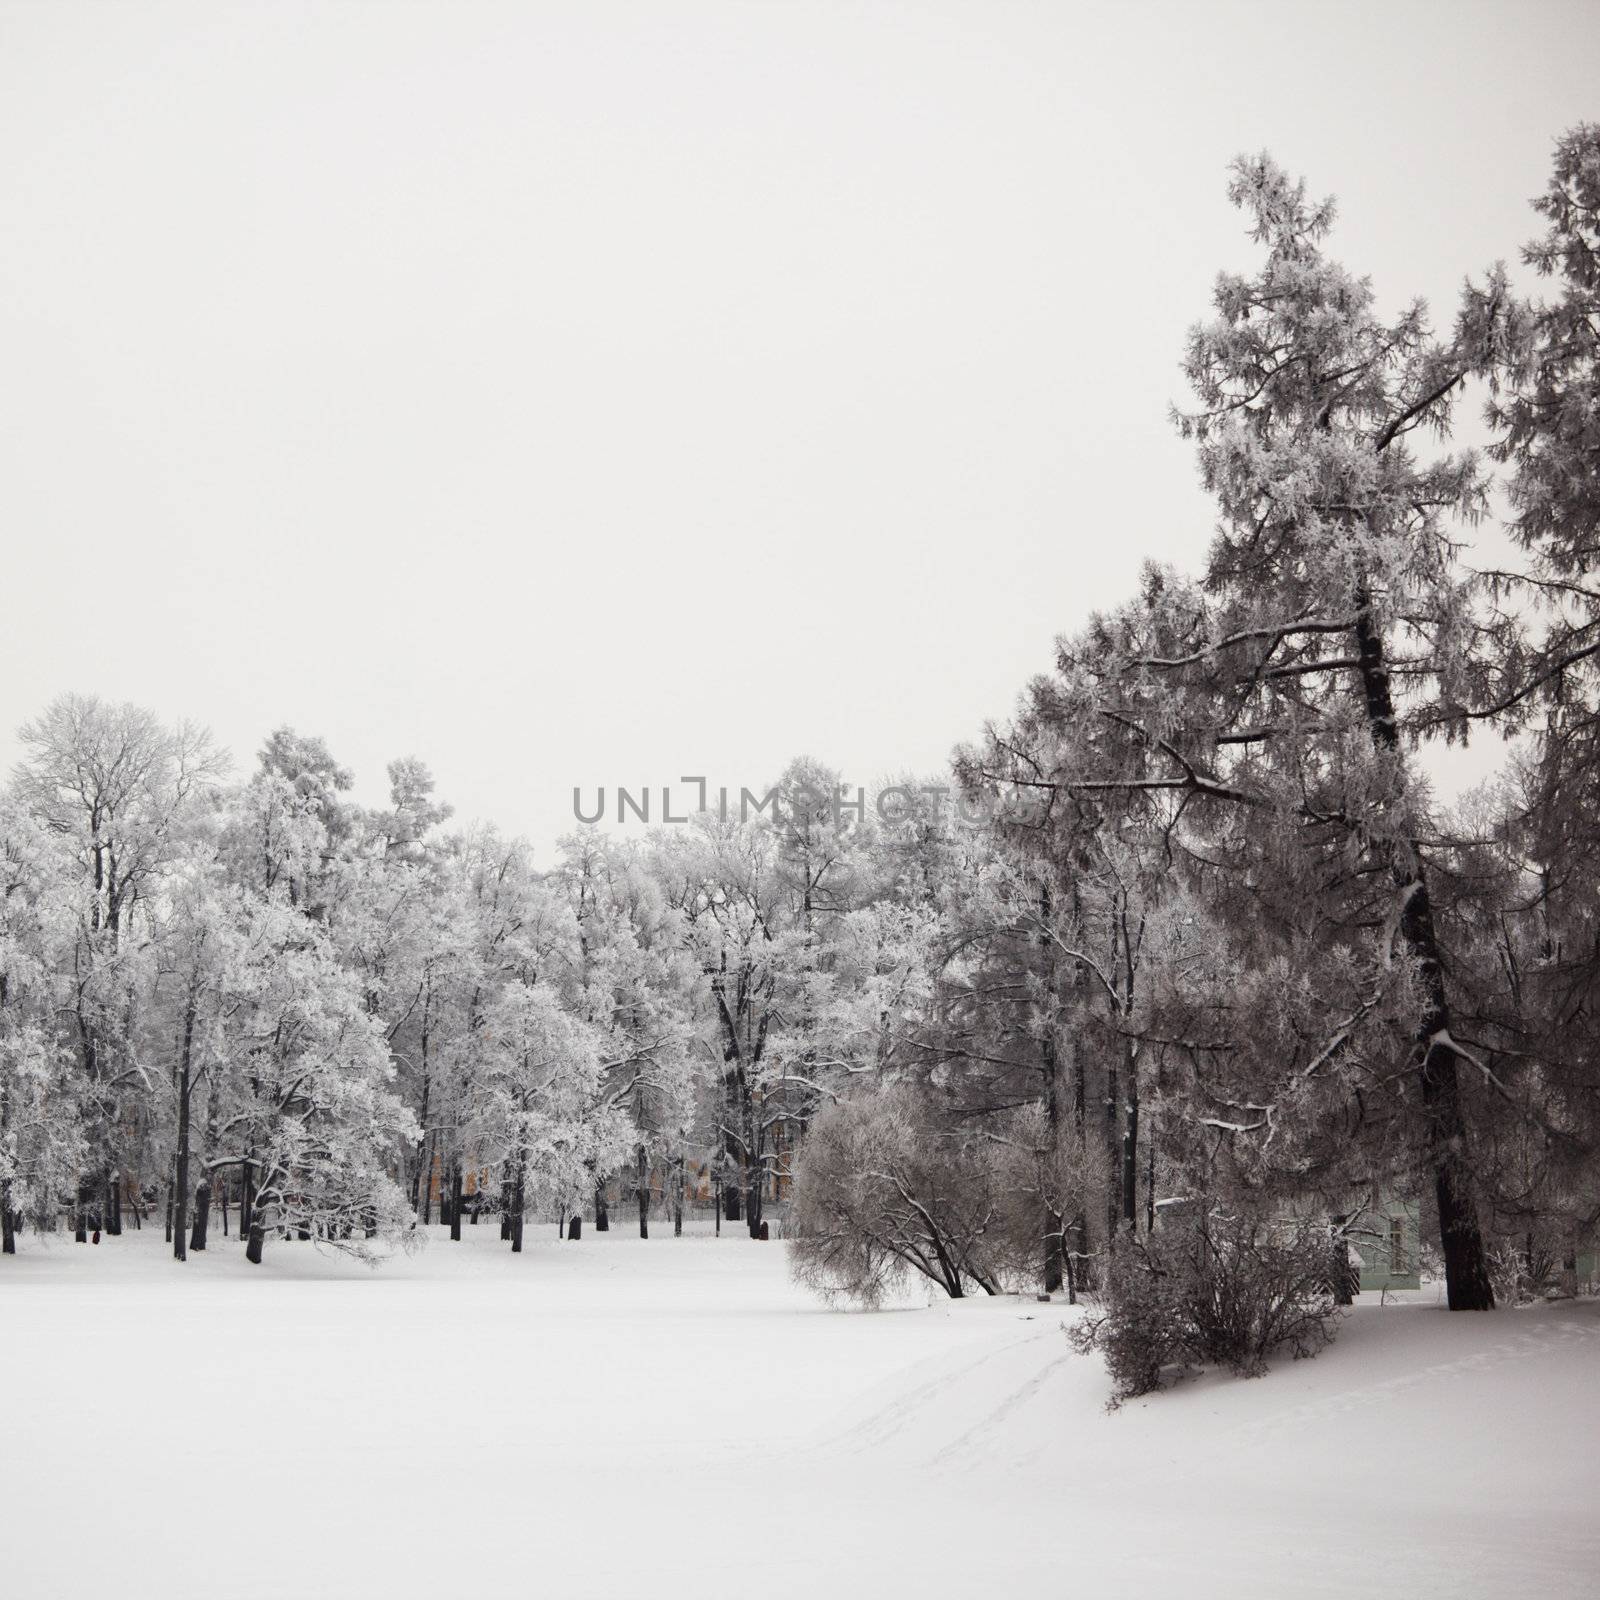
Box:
(2, 1226, 1596, 1598)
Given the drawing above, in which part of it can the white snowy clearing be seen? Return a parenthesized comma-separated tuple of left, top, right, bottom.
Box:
(3, 1226, 1596, 1599)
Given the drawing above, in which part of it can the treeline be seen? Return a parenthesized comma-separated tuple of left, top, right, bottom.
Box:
(4, 130, 1599, 1319)
(0, 717, 1028, 1266)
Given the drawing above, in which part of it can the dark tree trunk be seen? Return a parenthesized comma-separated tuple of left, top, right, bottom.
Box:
(1329, 1217, 1355, 1306)
(1144, 1124, 1156, 1234)
(926, 1225, 965, 1299)
(245, 1218, 265, 1265)
(1418, 1023, 1497, 1310)
(745, 1157, 763, 1240)
(1069, 1022, 1091, 1295)
(673, 1156, 684, 1237)
(1121, 1044, 1139, 1229)
(174, 994, 196, 1263)
(449, 1165, 463, 1243)
(510, 1170, 525, 1253)
(1039, 883, 1066, 1295)
(1104, 1059, 1121, 1242)
(742, 1083, 765, 1240)
(412, 1128, 429, 1217)
(107, 1173, 121, 1236)
(594, 1179, 609, 1232)
(636, 1146, 649, 1240)
(1043, 1206, 1065, 1296)
(1354, 601, 1495, 1311)
(189, 1183, 210, 1252)
(411, 999, 432, 1217)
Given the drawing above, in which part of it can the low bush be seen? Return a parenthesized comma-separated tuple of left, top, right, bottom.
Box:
(1070, 1209, 1342, 1406)
(789, 1086, 1015, 1305)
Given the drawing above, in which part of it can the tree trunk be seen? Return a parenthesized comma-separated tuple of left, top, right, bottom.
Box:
(1354, 601, 1495, 1310)
(594, 1179, 609, 1232)
(1, 1190, 15, 1255)
(743, 1084, 765, 1240)
(412, 1123, 430, 1217)
(1145, 1124, 1156, 1235)
(744, 1155, 763, 1240)
(1040, 883, 1066, 1294)
(411, 999, 432, 1217)
(449, 1164, 463, 1243)
(1069, 1023, 1091, 1293)
(510, 1169, 525, 1254)
(673, 1156, 684, 1237)
(1329, 1218, 1355, 1306)
(1104, 1058, 1121, 1242)
(190, 1183, 210, 1252)
(245, 1216, 265, 1265)
(926, 1225, 965, 1299)
(174, 993, 196, 1263)
(1121, 1044, 1139, 1229)
(636, 1146, 649, 1239)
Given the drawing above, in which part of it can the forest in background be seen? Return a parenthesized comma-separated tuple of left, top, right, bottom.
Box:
(3, 127, 1599, 1343)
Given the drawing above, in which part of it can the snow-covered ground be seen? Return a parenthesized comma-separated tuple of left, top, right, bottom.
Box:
(3, 1225, 1596, 1598)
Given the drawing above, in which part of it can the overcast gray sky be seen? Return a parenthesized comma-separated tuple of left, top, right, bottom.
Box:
(2, 1, 1595, 849)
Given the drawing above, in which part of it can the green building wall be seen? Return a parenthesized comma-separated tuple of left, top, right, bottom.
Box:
(1352, 1198, 1422, 1292)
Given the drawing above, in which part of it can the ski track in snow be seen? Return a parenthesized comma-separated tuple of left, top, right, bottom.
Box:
(811, 1319, 1057, 1457)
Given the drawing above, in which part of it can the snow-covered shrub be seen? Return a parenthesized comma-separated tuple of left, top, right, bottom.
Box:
(1071, 1210, 1342, 1406)
(1068, 1232, 1193, 1402)
(1486, 1237, 1567, 1305)
(788, 1086, 1012, 1306)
